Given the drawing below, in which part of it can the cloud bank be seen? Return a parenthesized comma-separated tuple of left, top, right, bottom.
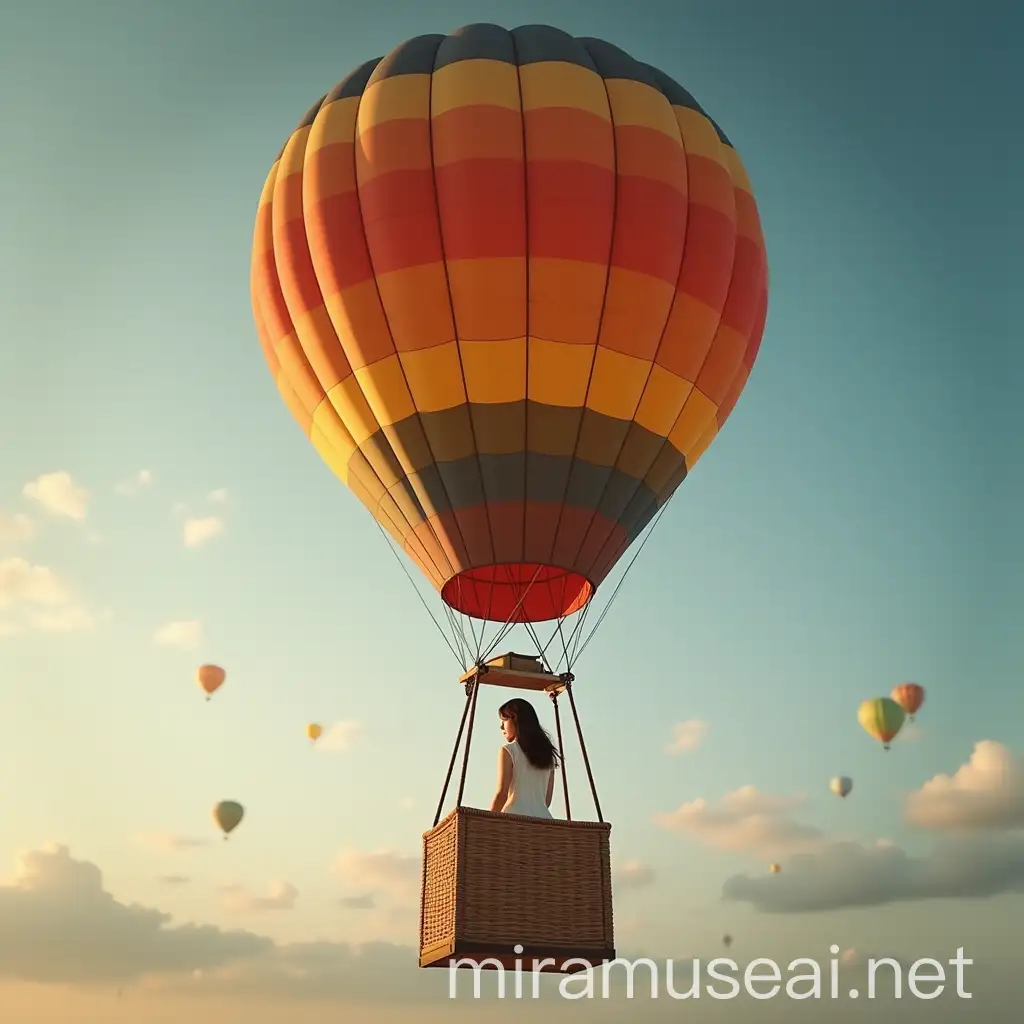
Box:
(654, 785, 824, 859)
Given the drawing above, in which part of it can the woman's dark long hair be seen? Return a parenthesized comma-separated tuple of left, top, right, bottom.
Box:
(499, 697, 560, 770)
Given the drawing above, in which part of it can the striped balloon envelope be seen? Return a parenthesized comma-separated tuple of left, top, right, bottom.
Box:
(251, 23, 768, 627)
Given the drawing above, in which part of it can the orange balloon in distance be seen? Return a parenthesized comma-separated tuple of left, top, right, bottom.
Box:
(251, 24, 769, 627)
(196, 665, 225, 700)
(891, 682, 925, 720)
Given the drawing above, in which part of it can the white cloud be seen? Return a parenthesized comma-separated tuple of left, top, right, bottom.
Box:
(0, 558, 98, 634)
(900, 722, 923, 743)
(3, 844, 1009, 1007)
(0, 558, 71, 607)
(133, 832, 211, 853)
(207, 488, 229, 503)
(331, 848, 418, 904)
(905, 741, 1023, 831)
(614, 860, 656, 889)
(27, 606, 102, 632)
(654, 785, 824, 859)
(666, 719, 708, 754)
(0, 843, 270, 984)
(115, 469, 154, 495)
(317, 720, 362, 752)
(219, 881, 298, 912)
(22, 471, 88, 520)
(0, 512, 34, 543)
(153, 620, 202, 649)
(338, 893, 375, 909)
(722, 833, 1024, 913)
(183, 516, 224, 547)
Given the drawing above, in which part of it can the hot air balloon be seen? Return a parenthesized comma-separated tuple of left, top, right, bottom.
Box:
(722, 934, 733, 948)
(251, 22, 768, 975)
(213, 800, 244, 839)
(196, 665, 225, 700)
(858, 697, 905, 750)
(307, 723, 323, 743)
(891, 682, 924, 721)
(769, 863, 781, 873)
(830, 775, 852, 798)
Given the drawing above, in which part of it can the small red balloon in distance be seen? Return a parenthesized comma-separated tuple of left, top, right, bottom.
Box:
(890, 682, 924, 721)
(197, 665, 226, 701)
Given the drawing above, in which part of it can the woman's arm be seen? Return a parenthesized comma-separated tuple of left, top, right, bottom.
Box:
(490, 748, 512, 812)
(546, 767, 554, 807)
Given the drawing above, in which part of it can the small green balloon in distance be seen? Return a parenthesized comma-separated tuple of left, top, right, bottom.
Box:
(214, 800, 244, 838)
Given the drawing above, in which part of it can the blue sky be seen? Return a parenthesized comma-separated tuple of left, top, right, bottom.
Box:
(0, 0, 1020, 1019)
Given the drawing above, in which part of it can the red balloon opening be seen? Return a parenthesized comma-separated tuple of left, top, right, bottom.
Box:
(441, 562, 594, 623)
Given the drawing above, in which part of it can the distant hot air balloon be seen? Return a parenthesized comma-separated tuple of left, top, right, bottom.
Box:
(858, 697, 905, 750)
(769, 863, 780, 874)
(213, 800, 244, 839)
(830, 775, 853, 798)
(891, 682, 925, 721)
(307, 723, 323, 743)
(196, 665, 225, 700)
(722, 934, 733, 948)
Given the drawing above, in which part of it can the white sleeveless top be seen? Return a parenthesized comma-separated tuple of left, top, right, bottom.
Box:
(502, 740, 554, 818)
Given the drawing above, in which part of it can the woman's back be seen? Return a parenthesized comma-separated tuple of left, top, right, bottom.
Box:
(502, 740, 553, 818)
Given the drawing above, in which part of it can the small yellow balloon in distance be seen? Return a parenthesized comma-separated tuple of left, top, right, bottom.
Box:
(769, 863, 781, 874)
(307, 723, 322, 743)
(197, 665, 225, 701)
(213, 800, 244, 840)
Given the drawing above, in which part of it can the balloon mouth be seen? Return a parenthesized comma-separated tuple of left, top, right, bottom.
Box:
(441, 563, 594, 623)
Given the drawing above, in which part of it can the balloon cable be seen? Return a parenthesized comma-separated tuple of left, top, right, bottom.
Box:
(373, 521, 465, 668)
(571, 499, 673, 667)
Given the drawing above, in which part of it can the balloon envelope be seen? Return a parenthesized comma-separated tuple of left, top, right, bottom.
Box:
(213, 800, 244, 835)
(196, 665, 225, 697)
(769, 863, 780, 873)
(830, 775, 852, 798)
(307, 723, 323, 741)
(858, 697, 905, 748)
(251, 23, 769, 626)
(891, 682, 924, 718)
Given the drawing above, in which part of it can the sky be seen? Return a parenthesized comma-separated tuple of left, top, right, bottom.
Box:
(0, 0, 1021, 1019)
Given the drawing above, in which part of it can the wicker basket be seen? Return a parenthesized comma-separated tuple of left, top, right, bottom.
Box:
(419, 806, 615, 972)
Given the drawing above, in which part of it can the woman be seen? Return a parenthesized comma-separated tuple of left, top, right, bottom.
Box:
(490, 697, 560, 818)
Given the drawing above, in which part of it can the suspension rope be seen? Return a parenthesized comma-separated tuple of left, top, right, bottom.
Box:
(432, 683, 474, 827)
(570, 501, 673, 667)
(565, 679, 603, 822)
(549, 690, 571, 820)
(372, 521, 464, 668)
(478, 564, 546, 665)
(454, 676, 481, 808)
